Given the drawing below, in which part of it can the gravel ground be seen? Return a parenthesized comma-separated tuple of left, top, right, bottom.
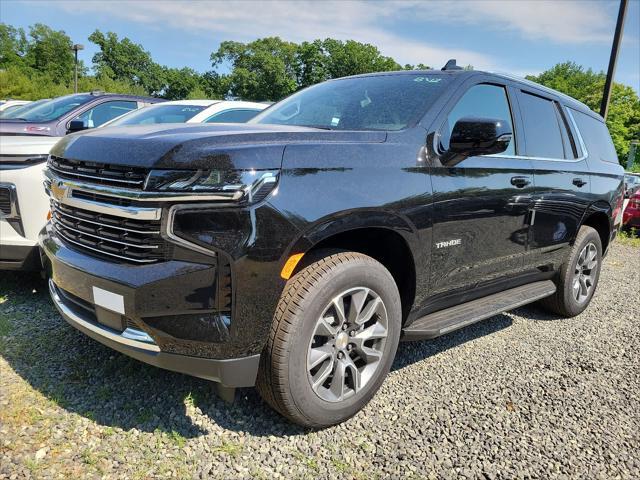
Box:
(1, 242, 639, 479)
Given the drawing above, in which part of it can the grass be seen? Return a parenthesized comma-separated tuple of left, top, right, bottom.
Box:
(212, 440, 243, 457)
(169, 430, 186, 449)
(0, 312, 12, 337)
(618, 228, 640, 247)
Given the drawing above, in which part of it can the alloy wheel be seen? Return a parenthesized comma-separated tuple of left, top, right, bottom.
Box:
(573, 242, 598, 304)
(306, 287, 388, 402)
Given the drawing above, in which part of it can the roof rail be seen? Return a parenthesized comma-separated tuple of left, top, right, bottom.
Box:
(441, 59, 463, 71)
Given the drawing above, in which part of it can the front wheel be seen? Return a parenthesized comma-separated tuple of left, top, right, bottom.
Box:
(257, 251, 401, 428)
(538, 225, 603, 317)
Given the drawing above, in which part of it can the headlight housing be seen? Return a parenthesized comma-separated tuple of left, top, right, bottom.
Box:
(145, 169, 278, 203)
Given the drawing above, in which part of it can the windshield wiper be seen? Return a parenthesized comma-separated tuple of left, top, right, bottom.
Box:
(303, 124, 335, 130)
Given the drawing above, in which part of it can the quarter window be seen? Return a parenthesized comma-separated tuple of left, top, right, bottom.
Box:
(518, 92, 565, 159)
(441, 84, 516, 156)
(570, 108, 619, 164)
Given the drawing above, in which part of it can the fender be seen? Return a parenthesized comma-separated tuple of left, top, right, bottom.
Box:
(282, 208, 422, 266)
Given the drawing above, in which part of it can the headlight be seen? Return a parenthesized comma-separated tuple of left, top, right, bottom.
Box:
(145, 169, 278, 203)
(0, 154, 48, 165)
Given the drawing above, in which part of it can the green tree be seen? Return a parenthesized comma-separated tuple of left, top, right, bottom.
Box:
(161, 66, 202, 100)
(527, 62, 640, 164)
(211, 37, 299, 101)
(89, 29, 163, 95)
(24, 23, 77, 82)
(0, 23, 28, 70)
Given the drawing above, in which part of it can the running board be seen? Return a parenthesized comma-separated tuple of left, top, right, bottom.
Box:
(402, 280, 556, 341)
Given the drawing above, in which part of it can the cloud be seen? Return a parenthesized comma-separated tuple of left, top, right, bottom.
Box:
(48, 0, 616, 72)
(395, 0, 616, 44)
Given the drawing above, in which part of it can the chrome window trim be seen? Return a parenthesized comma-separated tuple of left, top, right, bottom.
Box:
(49, 279, 160, 352)
(487, 109, 589, 164)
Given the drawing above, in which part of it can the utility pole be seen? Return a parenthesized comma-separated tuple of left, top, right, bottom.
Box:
(72, 44, 84, 93)
(600, 0, 628, 119)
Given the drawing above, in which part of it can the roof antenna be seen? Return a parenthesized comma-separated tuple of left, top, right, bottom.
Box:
(441, 59, 463, 71)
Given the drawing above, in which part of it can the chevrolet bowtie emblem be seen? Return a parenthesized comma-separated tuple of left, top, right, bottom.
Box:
(50, 180, 68, 201)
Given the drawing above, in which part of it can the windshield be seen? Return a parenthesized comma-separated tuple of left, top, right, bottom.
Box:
(0, 99, 49, 119)
(108, 104, 208, 126)
(11, 94, 93, 122)
(252, 74, 451, 131)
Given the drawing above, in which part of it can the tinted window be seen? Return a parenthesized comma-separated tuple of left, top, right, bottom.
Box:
(0, 99, 50, 119)
(570, 108, 619, 164)
(518, 92, 565, 159)
(253, 74, 451, 131)
(12, 94, 92, 122)
(109, 104, 207, 126)
(74, 100, 137, 128)
(441, 84, 515, 155)
(206, 109, 261, 123)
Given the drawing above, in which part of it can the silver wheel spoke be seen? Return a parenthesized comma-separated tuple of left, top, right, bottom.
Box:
(357, 322, 387, 341)
(308, 344, 333, 370)
(347, 288, 369, 323)
(316, 316, 339, 337)
(356, 296, 383, 325)
(311, 357, 335, 389)
(329, 360, 346, 400)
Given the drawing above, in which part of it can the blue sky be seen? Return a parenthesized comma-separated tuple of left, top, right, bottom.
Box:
(3, 0, 639, 91)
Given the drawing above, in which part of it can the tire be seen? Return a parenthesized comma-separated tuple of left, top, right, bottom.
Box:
(538, 225, 602, 317)
(257, 250, 401, 428)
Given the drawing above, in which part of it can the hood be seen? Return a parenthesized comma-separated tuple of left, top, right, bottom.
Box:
(0, 135, 63, 156)
(51, 123, 387, 170)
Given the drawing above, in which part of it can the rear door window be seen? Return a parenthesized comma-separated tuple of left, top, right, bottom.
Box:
(518, 91, 566, 159)
(440, 83, 516, 156)
(569, 109, 619, 164)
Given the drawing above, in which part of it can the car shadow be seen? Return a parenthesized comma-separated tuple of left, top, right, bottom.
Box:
(0, 271, 550, 438)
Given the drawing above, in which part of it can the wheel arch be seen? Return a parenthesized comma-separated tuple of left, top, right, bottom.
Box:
(284, 210, 421, 323)
(580, 201, 613, 254)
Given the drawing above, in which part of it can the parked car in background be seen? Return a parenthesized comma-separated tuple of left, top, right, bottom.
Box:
(624, 173, 640, 198)
(0, 95, 161, 270)
(103, 99, 268, 127)
(0, 92, 163, 136)
(622, 190, 640, 230)
(39, 65, 623, 427)
(0, 100, 31, 115)
(0, 99, 50, 119)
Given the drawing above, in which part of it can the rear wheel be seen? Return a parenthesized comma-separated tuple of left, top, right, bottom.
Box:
(257, 251, 401, 427)
(539, 225, 602, 317)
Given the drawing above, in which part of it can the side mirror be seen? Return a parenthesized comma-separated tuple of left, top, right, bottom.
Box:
(67, 119, 90, 134)
(447, 117, 512, 159)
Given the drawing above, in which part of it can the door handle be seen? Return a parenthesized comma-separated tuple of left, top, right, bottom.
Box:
(573, 178, 587, 188)
(510, 176, 531, 188)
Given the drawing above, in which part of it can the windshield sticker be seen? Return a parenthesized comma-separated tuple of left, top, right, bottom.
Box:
(414, 77, 442, 83)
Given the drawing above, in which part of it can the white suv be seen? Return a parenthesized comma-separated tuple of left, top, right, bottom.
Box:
(0, 136, 59, 269)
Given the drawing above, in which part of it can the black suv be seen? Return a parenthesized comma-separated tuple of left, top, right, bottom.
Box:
(40, 65, 624, 427)
(0, 92, 162, 136)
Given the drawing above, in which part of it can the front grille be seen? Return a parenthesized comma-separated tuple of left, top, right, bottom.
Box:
(0, 187, 11, 215)
(48, 155, 148, 189)
(51, 201, 170, 264)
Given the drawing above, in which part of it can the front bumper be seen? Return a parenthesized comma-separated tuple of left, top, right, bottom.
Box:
(48, 279, 259, 387)
(40, 224, 260, 387)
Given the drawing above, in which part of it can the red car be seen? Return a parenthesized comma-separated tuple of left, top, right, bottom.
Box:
(623, 191, 640, 229)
